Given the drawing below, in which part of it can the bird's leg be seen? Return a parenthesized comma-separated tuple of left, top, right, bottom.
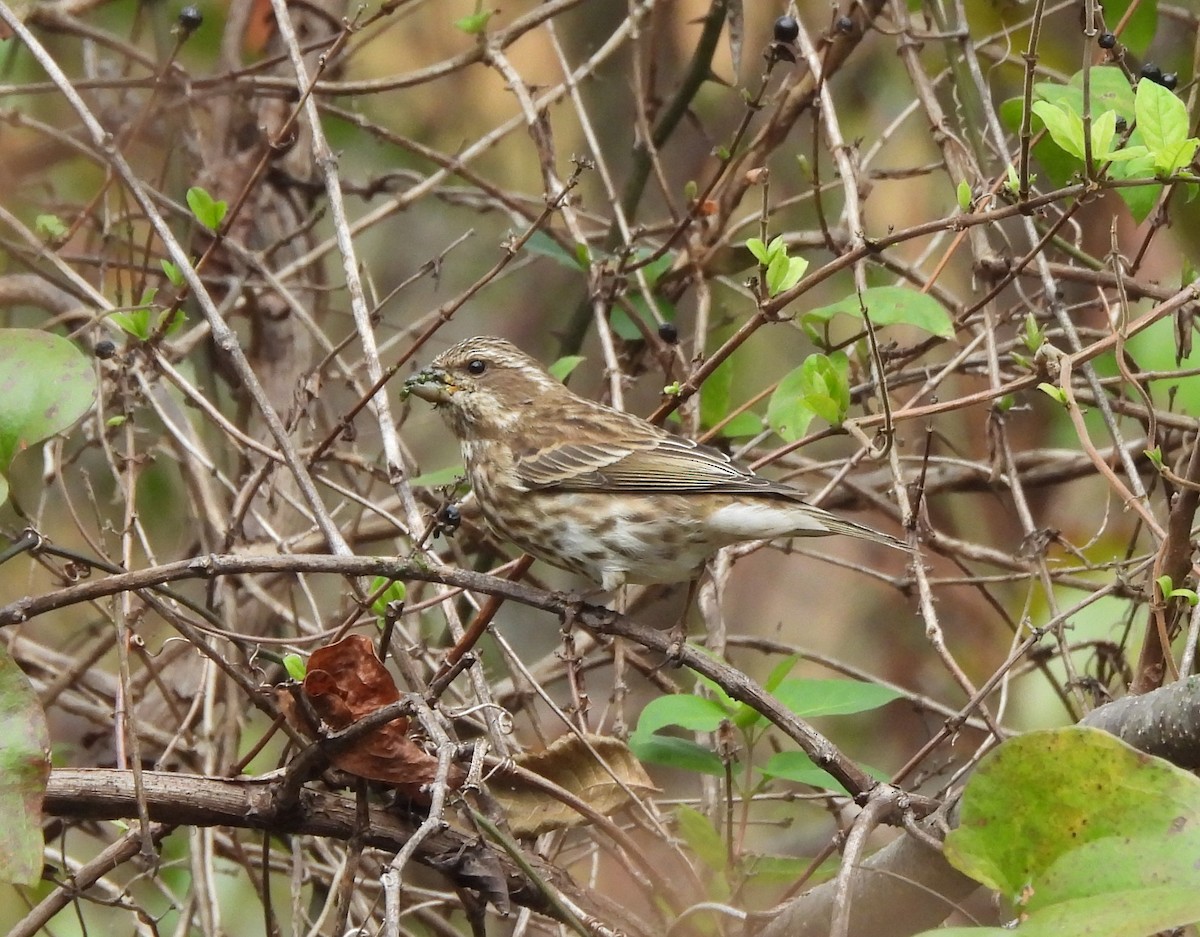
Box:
(665, 578, 699, 665)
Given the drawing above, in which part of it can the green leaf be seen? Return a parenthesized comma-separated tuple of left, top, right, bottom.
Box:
(767, 368, 817, 442)
(944, 727, 1200, 914)
(1037, 382, 1068, 406)
(1089, 108, 1118, 161)
(157, 308, 186, 336)
(746, 237, 769, 265)
(282, 653, 307, 681)
(801, 286, 954, 339)
(1169, 588, 1199, 606)
(767, 352, 850, 441)
(1145, 446, 1163, 469)
(1109, 148, 1161, 222)
(370, 577, 407, 619)
(920, 889, 1200, 937)
(761, 751, 845, 793)
(771, 678, 902, 718)
(635, 693, 730, 736)
(955, 179, 972, 212)
(35, 213, 67, 240)
(1004, 163, 1021, 195)
(161, 259, 184, 287)
(767, 254, 808, 296)
(627, 732, 724, 775)
(720, 411, 763, 437)
(548, 355, 585, 382)
(675, 805, 728, 874)
(186, 186, 228, 232)
(110, 308, 152, 341)
(1135, 78, 1198, 174)
(1023, 313, 1043, 351)
(701, 352, 760, 438)
(1031, 101, 1087, 161)
(763, 655, 799, 693)
(0, 330, 95, 487)
(453, 10, 492, 34)
(0, 642, 51, 885)
(525, 231, 586, 269)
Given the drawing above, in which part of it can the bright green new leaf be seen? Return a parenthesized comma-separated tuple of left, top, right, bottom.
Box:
(161, 259, 184, 287)
(746, 237, 770, 265)
(1031, 101, 1086, 161)
(766, 253, 808, 296)
(1037, 382, 1068, 405)
(1134, 79, 1199, 175)
(767, 352, 851, 442)
(453, 10, 492, 34)
(282, 654, 307, 681)
(110, 308, 152, 340)
(186, 186, 228, 231)
(1023, 313, 1043, 351)
(35, 214, 67, 240)
(370, 577, 407, 619)
(955, 179, 972, 212)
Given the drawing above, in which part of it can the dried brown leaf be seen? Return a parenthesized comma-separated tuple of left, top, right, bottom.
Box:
(493, 734, 658, 836)
(279, 635, 462, 796)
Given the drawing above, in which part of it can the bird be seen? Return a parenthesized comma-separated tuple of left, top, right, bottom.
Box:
(404, 336, 904, 592)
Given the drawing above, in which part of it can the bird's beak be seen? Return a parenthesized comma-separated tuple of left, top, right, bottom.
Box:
(404, 367, 457, 404)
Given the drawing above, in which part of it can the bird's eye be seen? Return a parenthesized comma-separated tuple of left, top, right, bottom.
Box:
(466, 358, 488, 376)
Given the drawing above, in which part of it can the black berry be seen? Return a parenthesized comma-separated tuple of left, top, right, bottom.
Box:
(1115, 116, 1128, 132)
(178, 5, 202, 31)
(1097, 32, 1116, 49)
(658, 322, 679, 345)
(835, 15, 854, 34)
(1161, 72, 1178, 90)
(94, 340, 116, 359)
(773, 15, 799, 44)
(1140, 62, 1163, 84)
(436, 503, 461, 535)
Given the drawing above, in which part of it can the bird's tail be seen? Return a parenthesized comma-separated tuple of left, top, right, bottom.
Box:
(807, 510, 907, 550)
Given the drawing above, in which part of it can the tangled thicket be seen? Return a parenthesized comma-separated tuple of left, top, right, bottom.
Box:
(1, 2, 1199, 936)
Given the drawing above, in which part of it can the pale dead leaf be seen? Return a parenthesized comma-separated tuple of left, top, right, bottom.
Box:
(492, 734, 658, 836)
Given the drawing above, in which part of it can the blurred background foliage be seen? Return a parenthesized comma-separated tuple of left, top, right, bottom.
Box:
(1, 0, 1199, 933)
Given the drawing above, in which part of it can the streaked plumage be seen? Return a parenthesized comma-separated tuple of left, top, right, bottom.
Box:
(405, 336, 902, 590)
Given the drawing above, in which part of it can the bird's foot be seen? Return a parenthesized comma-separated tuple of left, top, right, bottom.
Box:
(664, 620, 688, 667)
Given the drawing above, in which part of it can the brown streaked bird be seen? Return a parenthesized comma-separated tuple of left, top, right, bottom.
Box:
(404, 336, 903, 591)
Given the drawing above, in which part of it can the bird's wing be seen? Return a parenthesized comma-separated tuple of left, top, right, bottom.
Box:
(517, 433, 805, 499)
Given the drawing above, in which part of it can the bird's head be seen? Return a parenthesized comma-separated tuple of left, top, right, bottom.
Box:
(404, 336, 566, 439)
